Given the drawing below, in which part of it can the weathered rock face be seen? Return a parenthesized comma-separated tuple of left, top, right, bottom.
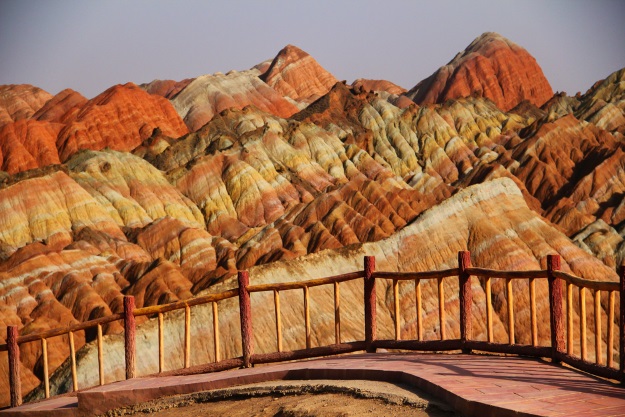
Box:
(405, 32, 554, 111)
(261, 44, 338, 104)
(0, 84, 53, 128)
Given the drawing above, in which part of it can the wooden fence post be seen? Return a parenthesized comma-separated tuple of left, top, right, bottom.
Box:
(548, 255, 564, 363)
(7, 325, 21, 407)
(364, 256, 376, 353)
(124, 295, 136, 379)
(238, 270, 254, 367)
(620, 266, 625, 383)
(459, 251, 472, 353)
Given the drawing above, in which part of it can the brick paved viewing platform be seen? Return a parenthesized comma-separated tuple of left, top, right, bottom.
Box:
(2, 353, 625, 417)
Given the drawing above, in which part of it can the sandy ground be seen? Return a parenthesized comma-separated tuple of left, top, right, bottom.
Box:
(103, 379, 460, 417)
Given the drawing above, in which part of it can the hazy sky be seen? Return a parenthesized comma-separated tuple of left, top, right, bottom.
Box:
(1, 0, 624, 98)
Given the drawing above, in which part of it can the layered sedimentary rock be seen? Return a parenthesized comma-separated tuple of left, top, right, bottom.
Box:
(56, 83, 189, 161)
(171, 71, 300, 131)
(35, 178, 617, 398)
(0, 84, 53, 127)
(2, 33, 625, 408)
(261, 44, 338, 104)
(33, 88, 87, 123)
(140, 78, 194, 99)
(67, 150, 205, 229)
(575, 68, 625, 139)
(0, 169, 125, 258)
(0, 83, 188, 175)
(405, 32, 554, 111)
(351, 78, 406, 95)
(0, 120, 63, 173)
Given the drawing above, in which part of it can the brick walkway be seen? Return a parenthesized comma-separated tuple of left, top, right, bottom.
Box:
(2, 353, 625, 416)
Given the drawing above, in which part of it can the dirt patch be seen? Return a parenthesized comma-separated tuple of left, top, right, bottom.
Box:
(102, 380, 459, 417)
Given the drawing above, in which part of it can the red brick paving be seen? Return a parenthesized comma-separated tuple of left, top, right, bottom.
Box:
(2, 353, 624, 416)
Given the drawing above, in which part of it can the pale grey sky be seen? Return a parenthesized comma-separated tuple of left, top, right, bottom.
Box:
(1, 0, 624, 98)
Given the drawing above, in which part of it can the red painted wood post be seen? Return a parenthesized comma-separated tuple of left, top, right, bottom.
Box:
(7, 325, 21, 407)
(620, 266, 625, 382)
(548, 255, 564, 363)
(364, 256, 377, 353)
(459, 251, 472, 353)
(238, 270, 254, 368)
(123, 295, 136, 379)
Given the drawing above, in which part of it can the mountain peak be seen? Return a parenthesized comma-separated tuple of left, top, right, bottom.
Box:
(406, 32, 553, 111)
(261, 44, 338, 103)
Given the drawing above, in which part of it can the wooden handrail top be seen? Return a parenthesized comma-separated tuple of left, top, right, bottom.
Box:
(247, 271, 364, 293)
(16, 313, 124, 345)
(552, 271, 619, 292)
(467, 268, 548, 279)
(133, 289, 239, 316)
(373, 268, 460, 281)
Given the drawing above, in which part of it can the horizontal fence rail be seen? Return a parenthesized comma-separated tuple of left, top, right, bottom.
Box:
(2, 252, 624, 408)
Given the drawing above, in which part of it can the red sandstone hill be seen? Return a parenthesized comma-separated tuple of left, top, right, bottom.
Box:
(140, 78, 194, 100)
(1, 33, 625, 407)
(261, 44, 338, 104)
(0, 83, 189, 173)
(33, 88, 87, 123)
(56, 83, 189, 161)
(405, 32, 554, 111)
(0, 84, 53, 128)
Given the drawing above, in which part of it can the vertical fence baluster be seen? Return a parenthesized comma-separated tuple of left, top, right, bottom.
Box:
(124, 295, 136, 379)
(580, 286, 587, 361)
(548, 255, 564, 363)
(619, 266, 625, 378)
(415, 279, 422, 341)
(507, 279, 515, 345)
(212, 302, 220, 362)
(393, 279, 401, 341)
(364, 256, 376, 353)
(438, 277, 446, 340)
(459, 251, 472, 352)
(594, 290, 602, 365)
(530, 278, 537, 346)
(567, 282, 573, 355)
(69, 331, 78, 392)
(97, 324, 104, 385)
(304, 286, 311, 349)
(238, 271, 253, 368)
(184, 305, 191, 368)
(41, 338, 49, 398)
(274, 290, 282, 352)
(158, 312, 164, 372)
(334, 282, 341, 344)
(7, 325, 21, 407)
(487, 277, 494, 343)
(607, 290, 615, 368)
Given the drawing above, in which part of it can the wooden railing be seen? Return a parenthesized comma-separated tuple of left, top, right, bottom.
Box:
(2, 252, 624, 408)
